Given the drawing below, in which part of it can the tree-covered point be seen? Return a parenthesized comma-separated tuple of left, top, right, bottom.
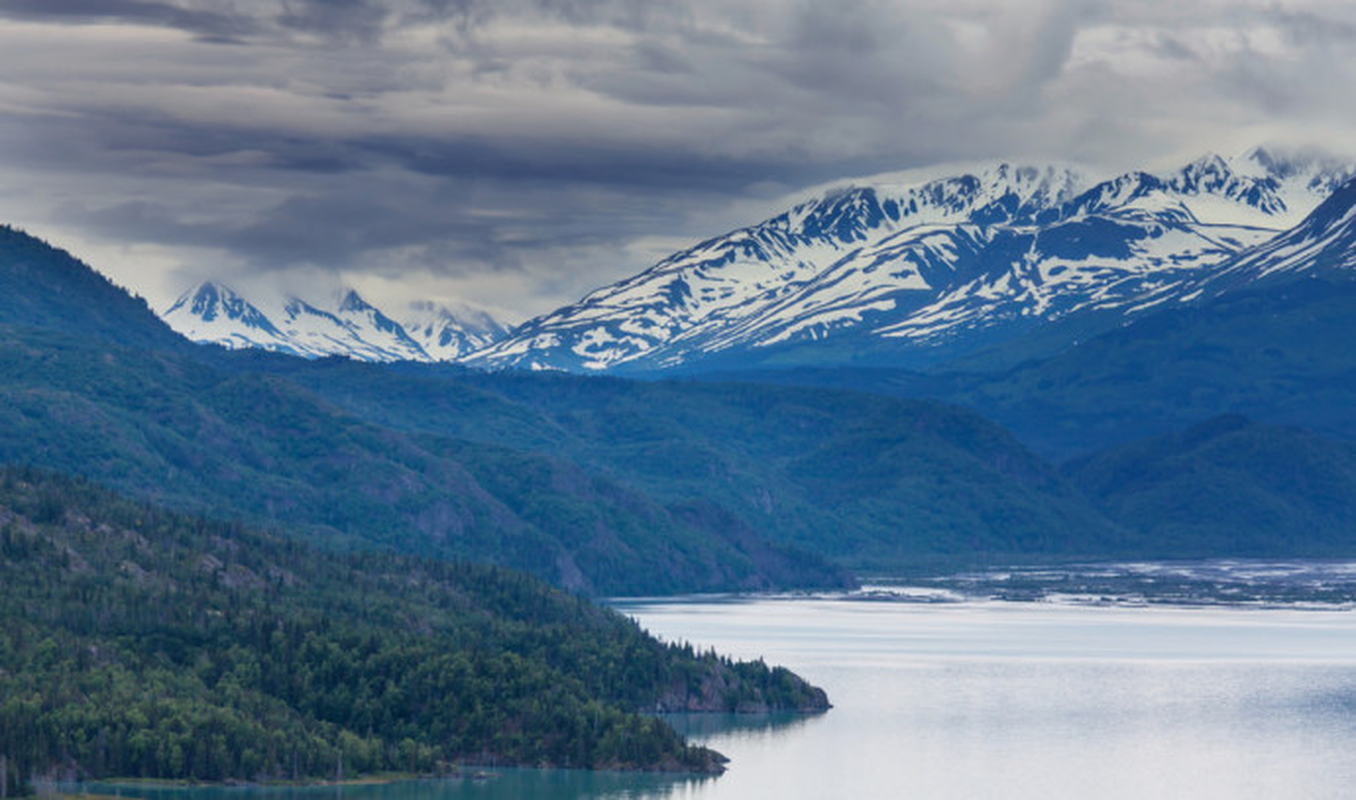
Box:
(0, 466, 828, 791)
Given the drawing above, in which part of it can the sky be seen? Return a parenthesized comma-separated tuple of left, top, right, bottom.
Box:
(3, 0, 1356, 324)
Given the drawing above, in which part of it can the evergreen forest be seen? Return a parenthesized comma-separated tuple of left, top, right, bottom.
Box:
(0, 467, 827, 792)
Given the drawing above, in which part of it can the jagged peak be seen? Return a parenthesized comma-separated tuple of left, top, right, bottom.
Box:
(166, 279, 236, 312)
(162, 279, 285, 339)
(336, 288, 375, 314)
(765, 159, 1090, 240)
(1172, 153, 1246, 195)
(1184, 152, 1230, 173)
(164, 280, 261, 322)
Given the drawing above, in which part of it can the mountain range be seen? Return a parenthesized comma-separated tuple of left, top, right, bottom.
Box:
(465, 148, 1352, 373)
(6, 141, 1356, 589)
(162, 281, 508, 363)
(156, 148, 1354, 379)
(8, 206, 1356, 585)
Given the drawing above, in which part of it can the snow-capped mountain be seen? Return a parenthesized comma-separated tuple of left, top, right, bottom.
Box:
(1191, 175, 1356, 294)
(401, 300, 511, 361)
(162, 282, 298, 354)
(162, 284, 507, 362)
(466, 148, 1354, 373)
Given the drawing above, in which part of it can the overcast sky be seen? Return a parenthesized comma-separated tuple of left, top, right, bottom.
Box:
(3, 0, 1356, 322)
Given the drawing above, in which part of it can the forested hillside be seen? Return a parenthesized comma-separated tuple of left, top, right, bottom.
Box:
(0, 323, 846, 595)
(0, 467, 828, 790)
(257, 360, 1121, 570)
(1064, 415, 1356, 555)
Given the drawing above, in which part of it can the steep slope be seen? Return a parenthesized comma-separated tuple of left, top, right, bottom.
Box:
(468, 149, 1350, 373)
(0, 324, 846, 595)
(888, 173, 1356, 458)
(0, 467, 827, 784)
(0, 224, 840, 592)
(1065, 416, 1356, 555)
(0, 224, 188, 352)
(256, 359, 1125, 570)
(1193, 176, 1356, 291)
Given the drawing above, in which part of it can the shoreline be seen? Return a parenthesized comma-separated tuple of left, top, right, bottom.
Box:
(46, 772, 484, 797)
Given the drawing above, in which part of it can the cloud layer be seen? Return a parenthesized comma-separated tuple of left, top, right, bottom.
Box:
(2, 0, 1356, 319)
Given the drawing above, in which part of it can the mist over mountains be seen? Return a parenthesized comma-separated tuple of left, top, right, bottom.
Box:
(157, 148, 1356, 384)
(162, 281, 509, 363)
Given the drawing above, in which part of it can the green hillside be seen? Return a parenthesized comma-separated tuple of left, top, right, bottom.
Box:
(944, 277, 1356, 459)
(261, 360, 1122, 571)
(0, 225, 186, 352)
(1065, 415, 1356, 555)
(0, 324, 845, 595)
(0, 222, 1124, 582)
(0, 466, 828, 789)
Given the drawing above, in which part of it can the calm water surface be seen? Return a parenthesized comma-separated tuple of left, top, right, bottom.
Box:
(88, 586, 1356, 800)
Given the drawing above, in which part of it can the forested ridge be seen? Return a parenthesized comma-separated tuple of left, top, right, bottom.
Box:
(0, 466, 828, 792)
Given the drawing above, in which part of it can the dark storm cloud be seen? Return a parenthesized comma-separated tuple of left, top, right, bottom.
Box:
(0, 0, 259, 41)
(276, 0, 390, 41)
(4, 0, 1356, 318)
(357, 133, 793, 190)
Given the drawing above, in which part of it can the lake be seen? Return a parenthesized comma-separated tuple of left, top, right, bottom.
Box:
(85, 562, 1356, 800)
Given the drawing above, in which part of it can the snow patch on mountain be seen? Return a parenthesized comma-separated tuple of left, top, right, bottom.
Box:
(467, 148, 1354, 373)
(1192, 175, 1356, 292)
(163, 284, 507, 363)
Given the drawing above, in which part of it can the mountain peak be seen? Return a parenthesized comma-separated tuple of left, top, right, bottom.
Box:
(401, 299, 510, 361)
(337, 288, 373, 314)
(1177, 153, 1236, 191)
(158, 283, 509, 363)
(163, 280, 287, 350)
(168, 280, 243, 322)
(468, 148, 1355, 374)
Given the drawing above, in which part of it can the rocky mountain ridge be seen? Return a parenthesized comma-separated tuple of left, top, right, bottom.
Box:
(466, 148, 1354, 372)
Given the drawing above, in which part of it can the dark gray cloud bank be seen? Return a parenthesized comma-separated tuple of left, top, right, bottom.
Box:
(2, 0, 1356, 319)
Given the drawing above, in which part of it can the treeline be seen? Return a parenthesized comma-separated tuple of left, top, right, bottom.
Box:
(0, 466, 826, 791)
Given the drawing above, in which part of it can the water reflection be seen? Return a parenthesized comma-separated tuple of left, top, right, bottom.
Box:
(84, 769, 710, 800)
(659, 711, 824, 740)
(77, 716, 818, 800)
